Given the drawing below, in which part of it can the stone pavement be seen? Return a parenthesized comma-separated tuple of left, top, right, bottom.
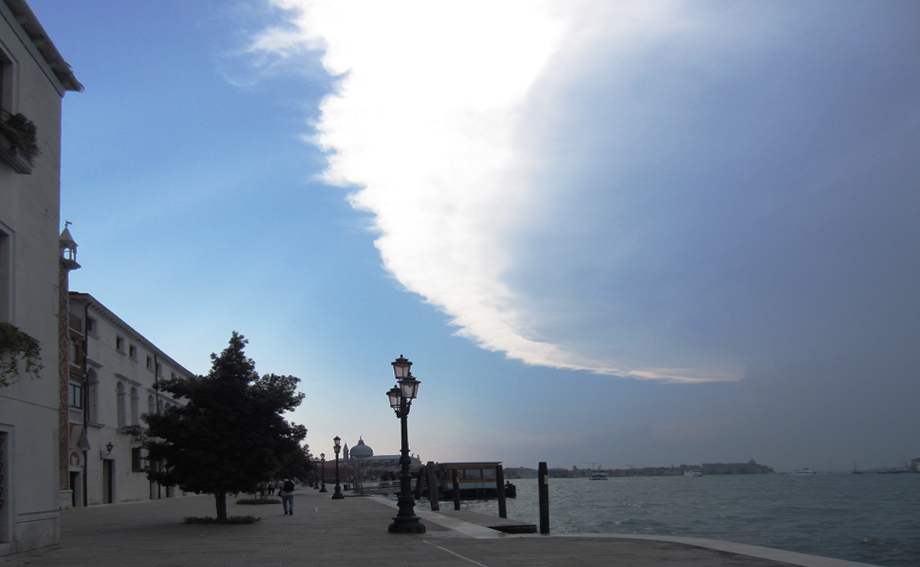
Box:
(2, 487, 878, 567)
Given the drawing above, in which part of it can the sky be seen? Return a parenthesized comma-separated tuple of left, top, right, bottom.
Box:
(29, 0, 920, 472)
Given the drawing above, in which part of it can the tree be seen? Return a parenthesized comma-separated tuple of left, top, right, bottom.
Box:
(0, 321, 42, 388)
(143, 332, 307, 521)
(278, 443, 314, 484)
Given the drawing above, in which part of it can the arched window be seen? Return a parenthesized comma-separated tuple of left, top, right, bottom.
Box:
(130, 387, 139, 426)
(116, 382, 126, 429)
(86, 369, 99, 423)
(147, 394, 155, 417)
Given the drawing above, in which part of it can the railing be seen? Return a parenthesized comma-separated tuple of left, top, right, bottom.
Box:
(358, 481, 401, 495)
(69, 408, 83, 424)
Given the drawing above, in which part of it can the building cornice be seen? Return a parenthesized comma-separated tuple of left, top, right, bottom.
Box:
(1, 0, 82, 92)
(70, 292, 196, 379)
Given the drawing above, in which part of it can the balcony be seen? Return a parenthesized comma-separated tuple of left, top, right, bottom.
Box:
(69, 407, 83, 424)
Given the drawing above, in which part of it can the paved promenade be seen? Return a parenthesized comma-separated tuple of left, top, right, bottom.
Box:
(3, 487, 877, 567)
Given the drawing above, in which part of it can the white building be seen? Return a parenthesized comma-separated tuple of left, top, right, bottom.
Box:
(66, 293, 192, 506)
(0, 0, 81, 556)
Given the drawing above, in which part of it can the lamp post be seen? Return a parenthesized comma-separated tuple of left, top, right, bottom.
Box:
(386, 355, 425, 533)
(332, 436, 345, 499)
(319, 453, 327, 492)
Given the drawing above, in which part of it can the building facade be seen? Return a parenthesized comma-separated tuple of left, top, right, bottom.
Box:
(0, 0, 81, 555)
(66, 293, 192, 507)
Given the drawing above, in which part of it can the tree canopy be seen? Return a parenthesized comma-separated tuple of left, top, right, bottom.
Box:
(144, 332, 307, 520)
(0, 322, 42, 388)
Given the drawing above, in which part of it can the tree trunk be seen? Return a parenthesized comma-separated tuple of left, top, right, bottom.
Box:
(215, 491, 227, 521)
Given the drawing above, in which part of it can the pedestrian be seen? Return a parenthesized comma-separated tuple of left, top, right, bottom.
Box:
(280, 478, 296, 515)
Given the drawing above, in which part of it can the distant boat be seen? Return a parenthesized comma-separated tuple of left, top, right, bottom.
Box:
(590, 470, 609, 480)
(792, 468, 817, 475)
(684, 470, 703, 477)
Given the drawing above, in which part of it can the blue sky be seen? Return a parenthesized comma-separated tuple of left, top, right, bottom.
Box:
(31, 0, 920, 472)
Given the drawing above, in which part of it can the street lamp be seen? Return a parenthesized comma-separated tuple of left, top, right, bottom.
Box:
(319, 453, 327, 492)
(386, 355, 425, 533)
(332, 436, 345, 499)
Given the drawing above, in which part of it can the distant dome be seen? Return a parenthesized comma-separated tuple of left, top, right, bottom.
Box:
(350, 437, 373, 458)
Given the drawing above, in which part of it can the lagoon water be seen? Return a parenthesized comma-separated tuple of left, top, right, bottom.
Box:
(453, 473, 920, 567)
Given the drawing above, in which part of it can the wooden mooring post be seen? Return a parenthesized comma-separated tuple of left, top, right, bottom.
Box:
(452, 470, 461, 510)
(538, 461, 549, 534)
(414, 465, 424, 500)
(495, 464, 507, 518)
(426, 461, 440, 511)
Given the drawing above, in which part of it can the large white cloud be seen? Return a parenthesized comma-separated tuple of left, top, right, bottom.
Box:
(252, 0, 920, 383)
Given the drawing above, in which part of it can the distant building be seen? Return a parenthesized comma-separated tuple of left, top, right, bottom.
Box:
(701, 460, 773, 475)
(65, 293, 192, 506)
(503, 467, 538, 479)
(0, 0, 82, 555)
(323, 437, 422, 488)
(349, 437, 373, 459)
(599, 459, 774, 477)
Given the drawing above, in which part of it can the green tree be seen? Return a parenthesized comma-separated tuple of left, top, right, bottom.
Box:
(143, 332, 307, 521)
(0, 322, 42, 388)
(278, 443, 314, 484)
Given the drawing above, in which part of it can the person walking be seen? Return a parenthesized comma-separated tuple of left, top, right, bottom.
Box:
(280, 478, 296, 515)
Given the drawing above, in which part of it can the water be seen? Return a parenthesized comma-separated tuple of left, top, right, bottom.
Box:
(451, 474, 920, 567)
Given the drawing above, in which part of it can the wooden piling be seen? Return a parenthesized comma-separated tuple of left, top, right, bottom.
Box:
(496, 464, 507, 518)
(538, 461, 549, 534)
(426, 461, 440, 511)
(452, 469, 461, 510)
(414, 465, 424, 500)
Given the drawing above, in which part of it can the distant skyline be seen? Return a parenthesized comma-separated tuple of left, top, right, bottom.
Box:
(30, 0, 920, 472)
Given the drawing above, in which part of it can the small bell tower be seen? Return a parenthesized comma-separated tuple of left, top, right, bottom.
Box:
(59, 222, 80, 271)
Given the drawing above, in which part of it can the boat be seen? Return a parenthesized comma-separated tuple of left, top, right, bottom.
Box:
(590, 470, 608, 480)
(684, 470, 703, 477)
(792, 468, 816, 475)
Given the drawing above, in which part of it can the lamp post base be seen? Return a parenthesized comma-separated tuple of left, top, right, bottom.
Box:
(388, 515, 426, 533)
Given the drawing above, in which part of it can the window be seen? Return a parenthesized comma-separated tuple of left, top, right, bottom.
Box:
(0, 225, 10, 322)
(0, 432, 8, 535)
(116, 336, 125, 353)
(86, 369, 99, 423)
(86, 317, 96, 334)
(0, 49, 33, 175)
(0, 46, 11, 114)
(116, 382, 126, 429)
(130, 387, 139, 426)
(129, 344, 137, 359)
(146, 355, 152, 369)
(131, 448, 144, 472)
(68, 380, 83, 409)
(69, 339, 79, 366)
(147, 394, 155, 416)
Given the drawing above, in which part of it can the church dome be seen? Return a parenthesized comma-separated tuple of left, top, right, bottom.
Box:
(350, 437, 373, 458)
